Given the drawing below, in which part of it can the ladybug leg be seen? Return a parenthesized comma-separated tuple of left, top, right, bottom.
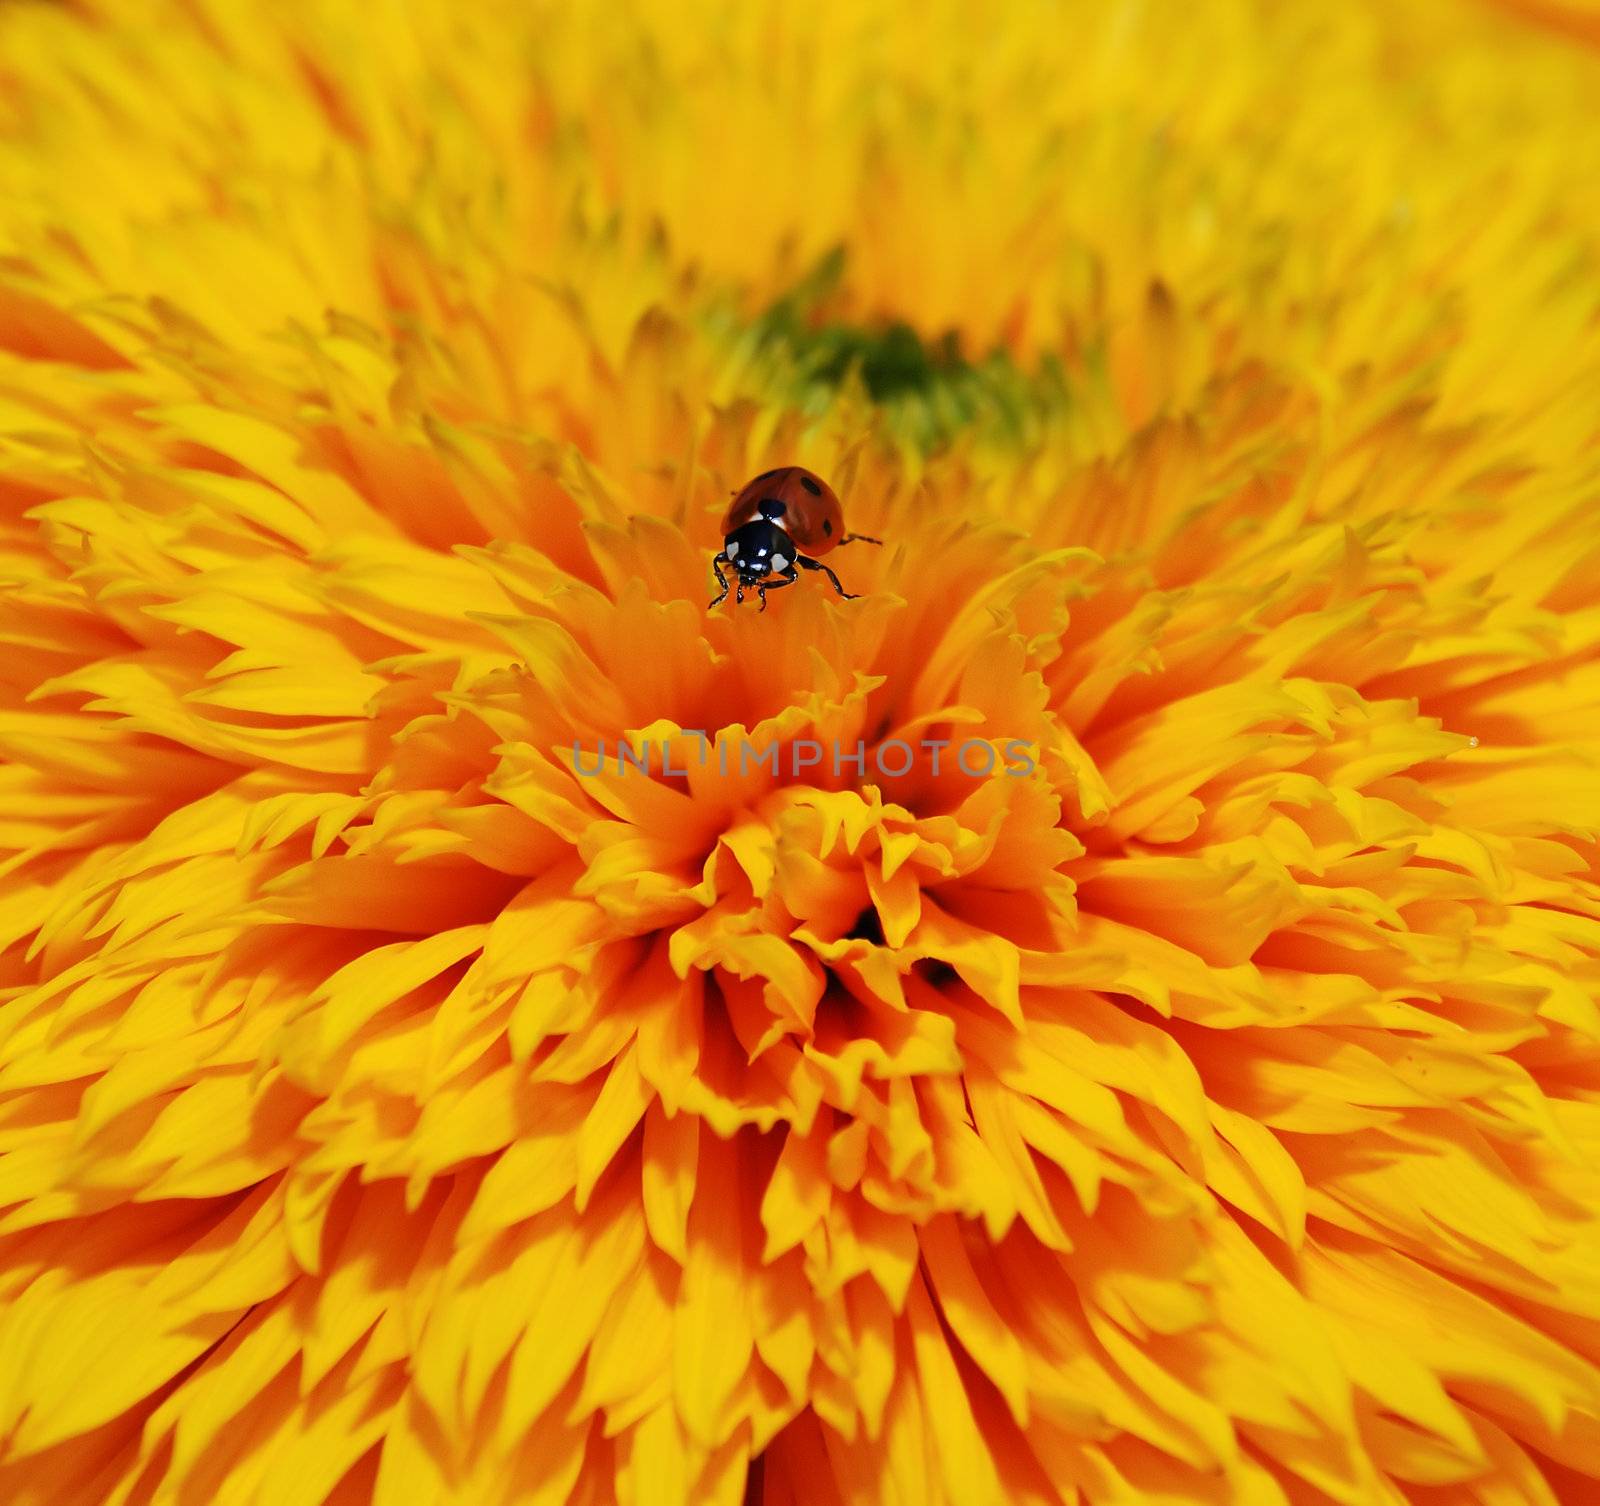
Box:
(838, 533, 882, 547)
(708, 553, 732, 609)
(798, 554, 858, 600)
(756, 569, 798, 613)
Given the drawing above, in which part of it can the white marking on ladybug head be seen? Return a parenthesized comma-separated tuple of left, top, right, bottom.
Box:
(771, 555, 789, 571)
(726, 540, 740, 558)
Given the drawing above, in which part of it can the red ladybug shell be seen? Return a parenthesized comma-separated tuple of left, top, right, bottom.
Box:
(722, 466, 845, 556)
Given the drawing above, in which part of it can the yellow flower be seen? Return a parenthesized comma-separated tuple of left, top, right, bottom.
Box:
(2, 0, 1600, 1503)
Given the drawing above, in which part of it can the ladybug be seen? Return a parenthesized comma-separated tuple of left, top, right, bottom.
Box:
(709, 466, 881, 611)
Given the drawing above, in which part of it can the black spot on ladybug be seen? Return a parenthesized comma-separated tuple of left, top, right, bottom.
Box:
(759, 497, 786, 519)
(756, 469, 778, 481)
(823, 519, 833, 535)
(800, 475, 823, 495)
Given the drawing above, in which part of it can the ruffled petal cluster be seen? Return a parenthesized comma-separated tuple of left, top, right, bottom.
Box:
(1, 2, 1599, 1504)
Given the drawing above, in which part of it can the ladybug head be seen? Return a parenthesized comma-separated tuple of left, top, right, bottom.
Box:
(723, 519, 795, 583)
